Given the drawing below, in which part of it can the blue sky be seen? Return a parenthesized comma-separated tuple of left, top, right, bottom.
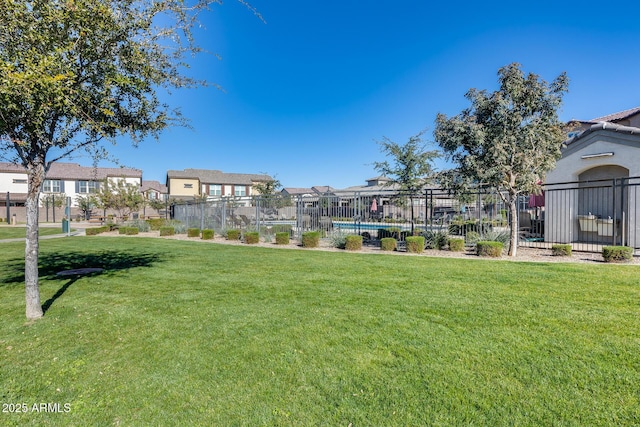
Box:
(88, 1, 640, 189)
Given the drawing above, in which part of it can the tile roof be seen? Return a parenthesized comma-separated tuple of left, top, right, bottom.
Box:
(166, 168, 272, 185)
(141, 180, 168, 193)
(590, 106, 640, 123)
(0, 162, 142, 180)
(282, 187, 315, 195)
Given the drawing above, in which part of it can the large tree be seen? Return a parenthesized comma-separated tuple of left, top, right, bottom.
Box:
(0, 0, 257, 319)
(434, 63, 569, 256)
(373, 133, 439, 233)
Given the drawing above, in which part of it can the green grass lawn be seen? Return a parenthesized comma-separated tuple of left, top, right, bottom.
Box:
(0, 225, 70, 239)
(1, 237, 639, 426)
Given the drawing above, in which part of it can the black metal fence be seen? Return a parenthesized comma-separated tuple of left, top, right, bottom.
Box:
(171, 177, 640, 255)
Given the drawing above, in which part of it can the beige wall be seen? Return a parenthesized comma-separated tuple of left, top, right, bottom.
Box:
(169, 178, 200, 196)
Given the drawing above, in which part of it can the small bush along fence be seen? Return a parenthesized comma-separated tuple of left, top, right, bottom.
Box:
(448, 238, 465, 252)
(202, 229, 214, 240)
(187, 228, 200, 238)
(244, 232, 260, 244)
(476, 241, 503, 257)
(159, 226, 175, 236)
(344, 235, 363, 251)
(85, 226, 109, 236)
(118, 227, 127, 235)
(551, 244, 572, 257)
(146, 218, 165, 230)
(380, 237, 397, 251)
(302, 231, 320, 248)
(602, 246, 633, 263)
(124, 227, 139, 235)
(405, 236, 425, 254)
(275, 232, 290, 245)
(227, 229, 241, 241)
(423, 230, 448, 250)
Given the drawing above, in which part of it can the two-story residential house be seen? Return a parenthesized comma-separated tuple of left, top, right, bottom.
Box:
(166, 169, 272, 205)
(0, 162, 142, 207)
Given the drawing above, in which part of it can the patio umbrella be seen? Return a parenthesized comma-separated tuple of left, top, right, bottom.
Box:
(370, 198, 378, 212)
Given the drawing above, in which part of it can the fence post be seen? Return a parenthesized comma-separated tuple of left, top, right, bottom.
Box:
(200, 200, 205, 231)
(5, 192, 9, 223)
(52, 193, 56, 223)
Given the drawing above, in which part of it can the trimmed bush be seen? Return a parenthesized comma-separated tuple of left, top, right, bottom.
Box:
(202, 229, 214, 240)
(118, 226, 128, 235)
(301, 231, 320, 248)
(85, 226, 108, 236)
(477, 241, 503, 257)
(244, 231, 260, 244)
(227, 229, 241, 241)
(448, 238, 465, 252)
(275, 232, 290, 245)
(159, 226, 175, 236)
(187, 228, 200, 238)
(380, 237, 397, 251)
(344, 235, 363, 251)
(602, 246, 633, 263)
(551, 244, 572, 257)
(125, 227, 139, 235)
(146, 218, 165, 230)
(405, 236, 425, 253)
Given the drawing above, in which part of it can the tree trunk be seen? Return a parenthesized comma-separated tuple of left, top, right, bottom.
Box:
(25, 162, 45, 320)
(508, 196, 519, 257)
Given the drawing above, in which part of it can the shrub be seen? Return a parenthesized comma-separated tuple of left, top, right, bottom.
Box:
(244, 231, 260, 244)
(187, 228, 200, 238)
(344, 235, 363, 251)
(380, 237, 397, 251)
(328, 230, 348, 249)
(302, 231, 320, 248)
(85, 226, 108, 236)
(551, 244, 572, 257)
(227, 229, 241, 241)
(465, 231, 480, 245)
(125, 219, 150, 232)
(602, 246, 633, 263)
(125, 227, 139, 235)
(448, 238, 465, 252)
(118, 227, 127, 235)
(164, 220, 186, 234)
(159, 226, 175, 236)
(146, 218, 165, 230)
(275, 232, 290, 245)
(202, 229, 214, 240)
(405, 236, 425, 253)
(477, 241, 503, 257)
(423, 230, 448, 250)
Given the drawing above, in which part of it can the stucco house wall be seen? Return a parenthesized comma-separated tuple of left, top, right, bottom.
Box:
(545, 123, 640, 247)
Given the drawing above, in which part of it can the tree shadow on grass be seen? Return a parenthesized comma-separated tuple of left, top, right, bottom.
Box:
(1, 249, 167, 314)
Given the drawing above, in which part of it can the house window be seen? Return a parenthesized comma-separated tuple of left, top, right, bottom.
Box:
(78, 180, 99, 193)
(184, 183, 193, 189)
(209, 185, 222, 196)
(13, 179, 27, 184)
(43, 179, 61, 192)
(235, 186, 246, 197)
(147, 191, 157, 200)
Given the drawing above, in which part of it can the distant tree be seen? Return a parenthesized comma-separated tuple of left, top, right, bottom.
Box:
(373, 133, 440, 233)
(75, 195, 95, 220)
(434, 63, 569, 256)
(253, 175, 287, 209)
(0, 0, 259, 319)
(93, 179, 145, 220)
